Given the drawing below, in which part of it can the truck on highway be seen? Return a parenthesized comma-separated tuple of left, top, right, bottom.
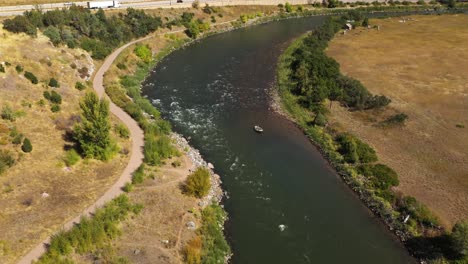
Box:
(87, 1, 120, 9)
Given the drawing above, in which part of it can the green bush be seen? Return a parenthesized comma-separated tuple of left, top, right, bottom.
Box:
(48, 78, 60, 88)
(0, 150, 15, 175)
(51, 104, 61, 112)
(12, 133, 24, 145)
(122, 182, 133, 193)
(24, 71, 38, 84)
(114, 123, 130, 139)
(63, 149, 80, 166)
(450, 220, 468, 257)
(44, 90, 62, 104)
(336, 134, 359, 163)
(134, 44, 152, 63)
(3, 15, 37, 36)
(43, 26, 62, 46)
(382, 113, 408, 126)
(285, 2, 293, 12)
(357, 164, 399, 190)
(144, 135, 177, 165)
(131, 165, 145, 184)
(1, 105, 16, 121)
(15, 65, 23, 73)
(75, 82, 86, 91)
(21, 138, 32, 153)
(184, 167, 211, 198)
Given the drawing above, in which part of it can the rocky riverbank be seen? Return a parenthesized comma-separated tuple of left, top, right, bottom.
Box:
(171, 133, 224, 207)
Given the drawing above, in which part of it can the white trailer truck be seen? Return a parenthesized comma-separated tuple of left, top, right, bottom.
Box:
(87, 1, 120, 9)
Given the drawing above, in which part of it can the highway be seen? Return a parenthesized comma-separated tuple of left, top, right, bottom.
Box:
(0, 0, 309, 17)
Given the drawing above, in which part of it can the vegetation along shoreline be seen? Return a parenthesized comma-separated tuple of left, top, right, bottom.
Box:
(275, 11, 467, 264)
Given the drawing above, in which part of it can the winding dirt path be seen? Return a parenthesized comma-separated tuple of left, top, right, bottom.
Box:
(17, 36, 149, 264)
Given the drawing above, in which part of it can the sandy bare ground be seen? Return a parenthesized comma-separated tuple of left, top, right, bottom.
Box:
(326, 14, 468, 227)
(16, 35, 147, 264)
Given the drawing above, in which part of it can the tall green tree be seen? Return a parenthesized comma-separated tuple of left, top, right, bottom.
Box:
(73, 92, 113, 160)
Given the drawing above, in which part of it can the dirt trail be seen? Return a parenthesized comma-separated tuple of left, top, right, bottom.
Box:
(16, 35, 149, 264)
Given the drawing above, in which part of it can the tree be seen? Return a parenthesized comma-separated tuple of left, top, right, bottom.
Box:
(451, 220, 468, 257)
(73, 92, 113, 160)
(184, 167, 211, 198)
(3, 16, 37, 36)
(43, 26, 62, 46)
(21, 138, 32, 153)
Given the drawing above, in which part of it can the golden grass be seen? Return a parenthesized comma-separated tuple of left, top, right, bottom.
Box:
(326, 14, 468, 227)
(0, 26, 130, 263)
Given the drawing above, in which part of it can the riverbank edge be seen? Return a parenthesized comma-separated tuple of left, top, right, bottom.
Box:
(271, 16, 468, 261)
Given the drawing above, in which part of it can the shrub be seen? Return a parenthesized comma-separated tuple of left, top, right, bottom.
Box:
(44, 90, 62, 104)
(122, 182, 133, 193)
(51, 104, 61, 112)
(171, 160, 181, 168)
(63, 149, 80, 166)
(0, 150, 15, 175)
(450, 220, 468, 257)
(355, 138, 377, 163)
(131, 165, 145, 184)
(21, 138, 32, 153)
(15, 65, 23, 73)
(144, 135, 177, 165)
(3, 15, 37, 36)
(114, 123, 130, 138)
(24, 71, 38, 84)
(116, 62, 127, 70)
(184, 167, 211, 198)
(134, 44, 152, 63)
(192, 0, 200, 9)
(357, 164, 399, 190)
(336, 134, 359, 163)
(75, 82, 86, 91)
(382, 113, 408, 126)
(48, 78, 60, 88)
(284, 2, 293, 12)
(1, 105, 16, 121)
(0, 64, 4, 73)
(397, 196, 439, 227)
(184, 236, 202, 264)
(12, 133, 24, 145)
(313, 112, 327, 126)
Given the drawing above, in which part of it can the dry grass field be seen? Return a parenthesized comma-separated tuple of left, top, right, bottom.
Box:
(108, 155, 198, 264)
(0, 27, 130, 263)
(326, 14, 468, 227)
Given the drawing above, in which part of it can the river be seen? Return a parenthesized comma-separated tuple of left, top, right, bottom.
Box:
(142, 16, 414, 264)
